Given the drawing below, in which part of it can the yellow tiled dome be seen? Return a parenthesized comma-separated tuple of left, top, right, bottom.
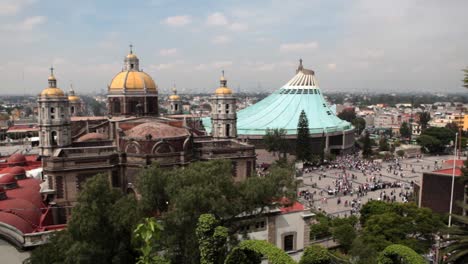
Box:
(215, 87, 232, 95)
(169, 94, 180, 100)
(68, 95, 80, 102)
(109, 71, 157, 91)
(41, 87, 65, 97)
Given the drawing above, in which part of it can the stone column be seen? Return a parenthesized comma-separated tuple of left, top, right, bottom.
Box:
(267, 216, 277, 246)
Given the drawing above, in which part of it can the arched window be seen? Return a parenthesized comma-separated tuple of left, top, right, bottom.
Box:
(71, 106, 75, 114)
(226, 124, 230, 137)
(51, 131, 58, 146)
(113, 100, 121, 114)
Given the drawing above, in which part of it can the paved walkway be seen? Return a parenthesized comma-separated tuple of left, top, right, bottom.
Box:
(297, 155, 452, 217)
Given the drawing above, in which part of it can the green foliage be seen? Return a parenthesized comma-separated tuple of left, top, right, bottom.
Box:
(137, 160, 296, 264)
(296, 110, 312, 161)
(416, 134, 442, 153)
(357, 201, 443, 255)
(417, 112, 431, 132)
(361, 131, 372, 158)
(263, 128, 289, 158)
(396, 149, 405, 157)
(337, 109, 356, 122)
(30, 175, 141, 264)
(442, 202, 468, 263)
(196, 214, 228, 264)
(310, 214, 331, 240)
(332, 224, 356, 253)
(137, 164, 170, 214)
(299, 245, 331, 264)
(377, 244, 425, 264)
(379, 137, 389, 151)
(463, 67, 468, 89)
(226, 240, 296, 264)
(399, 122, 411, 139)
(133, 217, 169, 264)
(446, 122, 460, 133)
(351, 117, 366, 136)
(224, 248, 262, 264)
(422, 126, 456, 145)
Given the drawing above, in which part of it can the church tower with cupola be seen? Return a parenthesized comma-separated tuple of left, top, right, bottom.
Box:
(38, 67, 72, 156)
(107, 45, 158, 117)
(68, 84, 83, 116)
(210, 71, 237, 138)
(168, 85, 182, 115)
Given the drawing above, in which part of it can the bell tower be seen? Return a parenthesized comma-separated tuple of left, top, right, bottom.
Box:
(38, 67, 71, 156)
(210, 71, 237, 138)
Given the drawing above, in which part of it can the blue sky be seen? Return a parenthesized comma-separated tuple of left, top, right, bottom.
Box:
(1, 0, 467, 95)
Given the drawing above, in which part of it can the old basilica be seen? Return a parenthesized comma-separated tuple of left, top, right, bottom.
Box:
(38, 47, 255, 221)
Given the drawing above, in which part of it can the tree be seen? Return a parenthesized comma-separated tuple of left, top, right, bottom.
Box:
(416, 134, 442, 153)
(337, 108, 356, 122)
(362, 131, 372, 158)
(351, 117, 366, 136)
(299, 245, 331, 264)
(422, 127, 455, 146)
(225, 240, 296, 264)
(399, 122, 411, 140)
(296, 110, 312, 161)
(446, 121, 460, 134)
(196, 214, 228, 264)
(358, 201, 443, 255)
(332, 224, 356, 253)
(377, 244, 426, 264)
(133, 217, 169, 264)
(378, 137, 389, 152)
(310, 213, 331, 240)
(417, 112, 431, 132)
(263, 128, 289, 159)
(463, 67, 468, 89)
(29, 175, 141, 264)
(137, 160, 296, 264)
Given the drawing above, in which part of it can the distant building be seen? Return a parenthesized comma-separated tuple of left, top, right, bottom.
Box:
(203, 60, 355, 155)
(415, 159, 466, 215)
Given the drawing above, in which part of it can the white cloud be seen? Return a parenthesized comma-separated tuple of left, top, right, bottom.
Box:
(229, 23, 248, 32)
(159, 48, 178, 56)
(212, 35, 231, 44)
(279, 42, 319, 52)
(1, 16, 47, 31)
(0, 0, 36, 16)
(162, 15, 191, 27)
(206, 12, 228, 26)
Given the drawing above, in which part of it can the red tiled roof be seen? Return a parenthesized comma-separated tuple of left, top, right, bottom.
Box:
(444, 159, 465, 168)
(280, 201, 305, 214)
(433, 168, 463, 176)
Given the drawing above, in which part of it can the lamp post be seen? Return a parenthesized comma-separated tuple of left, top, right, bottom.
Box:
(448, 132, 458, 228)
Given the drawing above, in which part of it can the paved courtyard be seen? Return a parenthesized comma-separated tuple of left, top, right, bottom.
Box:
(296, 154, 453, 217)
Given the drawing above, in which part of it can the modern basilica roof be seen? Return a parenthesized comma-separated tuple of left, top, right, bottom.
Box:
(204, 60, 352, 135)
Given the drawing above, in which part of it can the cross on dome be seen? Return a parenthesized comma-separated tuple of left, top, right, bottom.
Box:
(129, 44, 133, 54)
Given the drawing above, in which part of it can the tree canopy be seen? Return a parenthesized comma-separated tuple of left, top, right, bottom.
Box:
(263, 128, 289, 158)
(296, 110, 312, 161)
(399, 122, 412, 139)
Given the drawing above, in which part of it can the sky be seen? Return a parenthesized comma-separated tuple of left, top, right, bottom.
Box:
(0, 0, 467, 95)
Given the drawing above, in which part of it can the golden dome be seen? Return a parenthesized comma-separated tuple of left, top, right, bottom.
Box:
(109, 71, 157, 91)
(169, 94, 181, 100)
(68, 95, 80, 102)
(126, 54, 138, 59)
(41, 87, 65, 97)
(215, 87, 233, 95)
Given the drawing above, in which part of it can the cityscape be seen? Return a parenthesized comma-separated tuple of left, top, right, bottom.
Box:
(0, 1, 467, 264)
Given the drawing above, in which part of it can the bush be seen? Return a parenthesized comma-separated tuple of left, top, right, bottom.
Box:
(299, 245, 331, 264)
(396, 150, 405, 157)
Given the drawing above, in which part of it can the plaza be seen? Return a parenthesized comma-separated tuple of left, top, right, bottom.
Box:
(297, 154, 453, 217)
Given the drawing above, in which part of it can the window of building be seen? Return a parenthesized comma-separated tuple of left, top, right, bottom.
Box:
(246, 161, 252, 177)
(226, 124, 230, 137)
(51, 131, 58, 146)
(283, 234, 294, 252)
(226, 104, 229, 114)
(50, 107, 55, 113)
(71, 106, 75, 114)
(231, 161, 237, 177)
(111, 171, 120, 188)
(56, 176, 64, 199)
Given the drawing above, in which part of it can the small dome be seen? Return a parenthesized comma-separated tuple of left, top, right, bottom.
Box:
(77, 132, 108, 142)
(41, 87, 65, 97)
(125, 122, 190, 139)
(48, 75, 56, 81)
(5, 167, 26, 180)
(127, 53, 138, 59)
(0, 199, 41, 228)
(7, 153, 27, 166)
(0, 212, 34, 234)
(215, 87, 233, 95)
(0, 173, 18, 189)
(109, 71, 157, 92)
(169, 94, 181, 100)
(68, 95, 80, 102)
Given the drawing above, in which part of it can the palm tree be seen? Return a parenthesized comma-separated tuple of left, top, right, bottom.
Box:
(442, 203, 468, 263)
(463, 67, 468, 89)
